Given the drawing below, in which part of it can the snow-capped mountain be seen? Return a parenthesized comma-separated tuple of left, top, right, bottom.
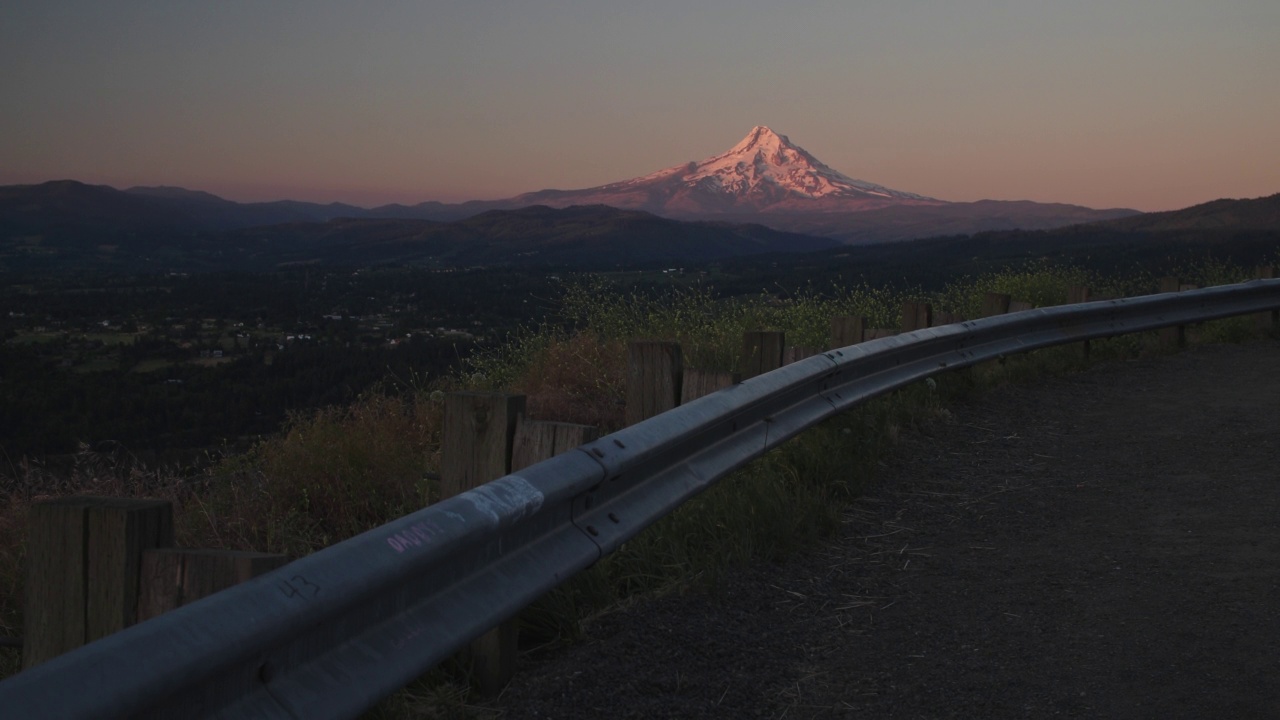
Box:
(512, 126, 941, 216)
(5, 128, 1137, 252)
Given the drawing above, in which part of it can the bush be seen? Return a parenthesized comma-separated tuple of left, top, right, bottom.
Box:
(188, 392, 440, 557)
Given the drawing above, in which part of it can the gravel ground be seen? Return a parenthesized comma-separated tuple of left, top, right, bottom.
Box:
(488, 340, 1280, 719)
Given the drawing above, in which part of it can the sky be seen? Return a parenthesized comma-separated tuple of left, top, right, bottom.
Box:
(1, 1, 1277, 212)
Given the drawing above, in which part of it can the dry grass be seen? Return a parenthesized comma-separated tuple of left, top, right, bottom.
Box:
(508, 332, 628, 431)
(185, 392, 442, 557)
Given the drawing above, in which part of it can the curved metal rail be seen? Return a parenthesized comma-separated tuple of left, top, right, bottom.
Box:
(3, 279, 1278, 718)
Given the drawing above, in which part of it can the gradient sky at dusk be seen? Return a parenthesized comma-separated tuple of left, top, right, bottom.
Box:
(2, 1, 1277, 212)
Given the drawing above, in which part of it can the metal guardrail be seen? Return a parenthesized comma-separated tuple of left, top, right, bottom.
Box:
(3, 279, 1278, 719)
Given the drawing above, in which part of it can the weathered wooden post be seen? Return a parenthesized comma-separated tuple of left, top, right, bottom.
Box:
(680, 368, 739, 403)
(741, 331, 785, 379)
(24, 497, 173, 668)
(1008, 300, 1034, 313)
(933, 310, 963, 326)
(1068, 286, 1092, 358)
(512, 417, 599, 472)
(626, 341, 683, 426)
(830, 315, 865, 347)
(901, 301, 933, 332)
(441, 391, 525, 694)
(981, 292, 1011, 318)
(137, 549, 290, 622)
(1256, 266, 1278, 331)
(784, 345, 821, 364)
(1159, 277, 1186, 349)
(920, 302, 935, 328)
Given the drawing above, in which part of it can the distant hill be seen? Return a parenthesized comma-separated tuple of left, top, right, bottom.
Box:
(710, 194, 1280, 292)
(1087, 193, 1280, 233)
(221, 205, 838, 269)
(0, 180, 197, 236)
(0, 197, 837, 272)
(757, 199, 1139, 243)
(0, 180, 368, 239)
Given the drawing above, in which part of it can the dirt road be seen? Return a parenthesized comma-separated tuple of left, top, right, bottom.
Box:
(492, 340, 1280, 719)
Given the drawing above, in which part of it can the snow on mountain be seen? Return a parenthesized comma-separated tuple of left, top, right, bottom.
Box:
(514, 126, 940, 216)
(627, 126, 930, 201)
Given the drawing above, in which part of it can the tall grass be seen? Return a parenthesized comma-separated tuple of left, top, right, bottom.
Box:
(183, 392, 441, 557)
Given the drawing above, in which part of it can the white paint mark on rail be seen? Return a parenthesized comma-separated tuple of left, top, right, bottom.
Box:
(461, 475, 544, 526)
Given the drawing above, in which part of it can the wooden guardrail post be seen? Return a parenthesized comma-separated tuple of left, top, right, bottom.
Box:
(442, 392, 525, 500)
(1068, 286, 1092, 358)
(784, 346, 821, 364)
(981, 292, 1011, 318)
(512, 417, 599, 472)
(625, 341, 683, 426)
(137, 549, 290, 622)
(680, 368, 739, 403)
(830, 315, 865, 347)
(741, 331, 784, 379)
(934, 310, 963, 326)
(1159, 277, 1186, 349)
(441, 391, 525, 694)
(920, 302, 935, 328)
(1257, 266, 1278, 331)
(24, 497, 173, 669)
(1009, 300, 1034, 313)
(901, 301, 932, 332)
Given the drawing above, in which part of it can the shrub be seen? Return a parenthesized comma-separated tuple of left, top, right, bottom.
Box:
(188, 392, 440, 557)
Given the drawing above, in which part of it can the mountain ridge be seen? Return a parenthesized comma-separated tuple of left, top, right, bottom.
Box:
(0, 197, 838, 272)
(10, 127, 1277, 261)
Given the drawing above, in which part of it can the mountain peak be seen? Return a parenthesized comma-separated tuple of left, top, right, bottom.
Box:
(680, 126, 933, 205)
(515, 126, 938, 216)
(729, 125, 790, 153)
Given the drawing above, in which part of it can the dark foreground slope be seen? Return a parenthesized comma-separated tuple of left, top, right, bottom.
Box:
(490, 340, 1280, 718)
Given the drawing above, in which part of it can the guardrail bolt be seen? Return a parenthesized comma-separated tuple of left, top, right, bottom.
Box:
(587, 526, 600, 537)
